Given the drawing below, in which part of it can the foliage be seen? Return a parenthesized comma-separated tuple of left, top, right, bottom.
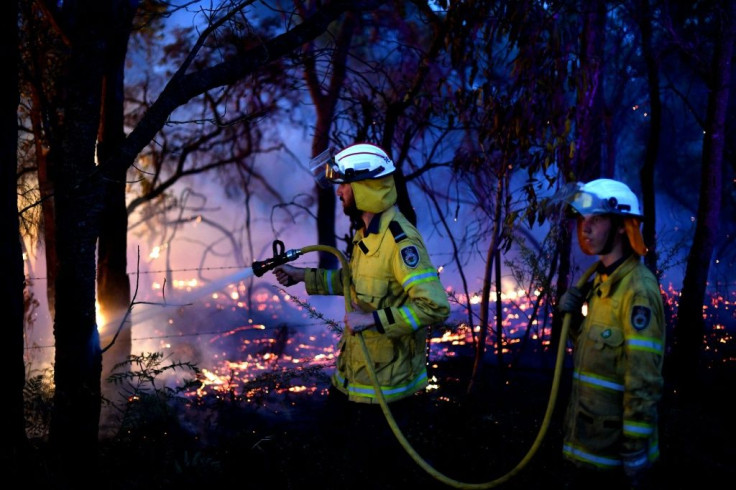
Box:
(275, 285, 343, 333)
(23, 365, 55, 440)
(105, 351, 202, 444)
(98, 348, 331, 487)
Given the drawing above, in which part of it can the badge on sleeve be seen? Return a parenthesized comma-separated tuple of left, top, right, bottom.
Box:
(400, 245, 420, 268)
(631, 305, 652, 330)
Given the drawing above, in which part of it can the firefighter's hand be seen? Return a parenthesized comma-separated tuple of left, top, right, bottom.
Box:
(344, 310, 375, 334)
(621, 448, 650, 488)
(558, 286, 586, 313)
(273, 265, 304, 287)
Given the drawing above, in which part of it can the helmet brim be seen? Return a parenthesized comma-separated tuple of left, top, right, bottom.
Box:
(310, 158, 391, 188)
(569, 190, 641, 218)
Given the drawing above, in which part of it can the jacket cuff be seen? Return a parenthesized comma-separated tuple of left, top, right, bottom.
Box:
(372, 310, 385, 333)
(303, 268, 318, 294)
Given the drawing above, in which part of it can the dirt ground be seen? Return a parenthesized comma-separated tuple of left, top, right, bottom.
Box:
(24, 353, 733, 489)
(124, 355, 733, 490)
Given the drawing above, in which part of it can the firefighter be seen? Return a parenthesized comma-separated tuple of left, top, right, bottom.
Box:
(558, 178, 666, 489)
(274, 142, 450, 402)
(272, 143, 450, 475)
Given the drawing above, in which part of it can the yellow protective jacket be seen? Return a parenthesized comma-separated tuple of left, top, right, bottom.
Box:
(304, 205, 450, 404)
(563, 255, 665, 469)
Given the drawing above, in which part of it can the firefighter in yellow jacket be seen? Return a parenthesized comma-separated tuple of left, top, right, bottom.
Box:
(558, 179, 665, 490)
(273, 142, 450, 405)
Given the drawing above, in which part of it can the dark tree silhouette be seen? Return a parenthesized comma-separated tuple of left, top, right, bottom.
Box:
(95, 0, 138, 432)
(299, 6, 357, 268)
(0, 0, 29, 471)
(671, 0, 735, 395)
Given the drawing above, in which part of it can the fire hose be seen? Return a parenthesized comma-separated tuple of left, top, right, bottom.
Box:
(253, 240, 598, 488)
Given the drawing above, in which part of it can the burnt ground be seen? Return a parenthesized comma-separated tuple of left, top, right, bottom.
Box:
(83, 353, 734, 490)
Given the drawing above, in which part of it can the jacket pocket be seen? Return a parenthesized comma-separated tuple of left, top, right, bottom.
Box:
(587, 323, 624, 350)
(349, 333, 396, 386)
(353, 275, 388, 308)
(574, 404, 622, 453)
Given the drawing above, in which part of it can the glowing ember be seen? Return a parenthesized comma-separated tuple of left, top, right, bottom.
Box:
(121, 277, 734, 405)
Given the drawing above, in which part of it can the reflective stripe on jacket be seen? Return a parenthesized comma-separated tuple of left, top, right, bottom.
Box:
(563, 255, 665, 469)
(304, 206, 450, 404)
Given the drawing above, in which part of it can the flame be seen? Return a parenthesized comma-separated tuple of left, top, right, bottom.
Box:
(96, 302, 105, 333)
(130, 274, 734, 404)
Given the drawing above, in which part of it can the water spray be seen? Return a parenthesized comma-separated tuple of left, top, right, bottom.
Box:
(104, 240, 303, 339)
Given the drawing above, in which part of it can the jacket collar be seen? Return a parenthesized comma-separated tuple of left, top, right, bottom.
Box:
(594, 254, 640, 297)
(364, 212, 382, 236)
(596, 253, 631, 276)
(354, 207, 397, 256)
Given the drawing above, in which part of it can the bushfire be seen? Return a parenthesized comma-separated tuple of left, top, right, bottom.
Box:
(126, 274, 734, 404)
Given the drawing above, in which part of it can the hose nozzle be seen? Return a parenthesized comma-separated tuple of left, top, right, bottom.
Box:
(252, 240, 302, 277)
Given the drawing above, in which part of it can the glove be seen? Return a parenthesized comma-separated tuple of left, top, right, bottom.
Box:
(558, 285, 586, 313)
(621, 448, 650, 487)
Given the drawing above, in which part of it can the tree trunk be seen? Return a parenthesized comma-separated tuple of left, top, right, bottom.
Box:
(494, 247, 504, 371)
(468, 176, 504, 394)
(636, 0, 662, 275)
(47, 2, 109, 481)
(95, 0, 138, 436)
(21, 0, 59, 319)
(547, 4, 583, 349)
(575, 0, 606, 180)
(303, 12, 357, 268)
(672, 1, 735, 396)
(468, 236, 494, 396)
(0, 0, 30, 470)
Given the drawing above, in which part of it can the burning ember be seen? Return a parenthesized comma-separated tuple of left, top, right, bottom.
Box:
(125, 275, 734, 407)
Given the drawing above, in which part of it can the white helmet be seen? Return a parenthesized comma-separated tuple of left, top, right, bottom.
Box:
(568, 178, 643, 219)
(310, 143, 395, 188)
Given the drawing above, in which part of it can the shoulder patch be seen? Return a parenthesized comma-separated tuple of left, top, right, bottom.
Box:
(389, 221, 407, 242)
(400, 245, 420, 268)
(631, 305, 652, 331)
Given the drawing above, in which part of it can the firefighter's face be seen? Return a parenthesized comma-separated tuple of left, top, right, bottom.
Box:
(578, 214, 619, 254)
(337, 182, 355, 210)
(337, 182, 363, 226)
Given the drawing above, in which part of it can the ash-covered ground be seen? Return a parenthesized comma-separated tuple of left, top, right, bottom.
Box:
(21, 285, 736, 489)
(90, 351, 735, 490)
